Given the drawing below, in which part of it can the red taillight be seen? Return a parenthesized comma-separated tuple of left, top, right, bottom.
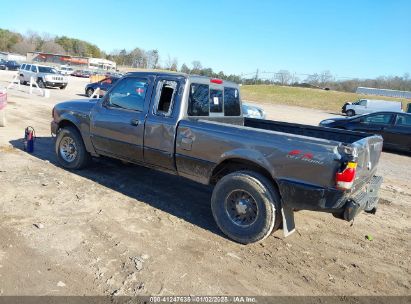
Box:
(210, 78, 223, 84)
(336, 162, 357, 190)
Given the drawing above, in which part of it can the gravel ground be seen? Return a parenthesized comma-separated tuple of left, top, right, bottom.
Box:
(0, 70, 410, 296)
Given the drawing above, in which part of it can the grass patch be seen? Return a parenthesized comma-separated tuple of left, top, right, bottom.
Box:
(241, 85, 407, 112)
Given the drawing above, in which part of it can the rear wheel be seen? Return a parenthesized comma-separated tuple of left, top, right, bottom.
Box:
(55, 126, 90, 169)
(211, 170, 281, 244)
(346, 109, 355, 117)
(86, 88, 94, 97)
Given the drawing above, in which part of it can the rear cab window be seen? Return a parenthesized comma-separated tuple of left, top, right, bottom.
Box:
(188, 80, 241, 117)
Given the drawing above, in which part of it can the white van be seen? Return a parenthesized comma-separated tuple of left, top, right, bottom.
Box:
(342, 99, 402, 116)
(59, 65, 74, 76)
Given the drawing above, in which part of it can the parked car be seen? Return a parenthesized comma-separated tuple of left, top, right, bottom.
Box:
(71, 70, 91, 78)
(59, 66, 74, 76)
(0, 60, 20, 71)
(51, 72, 384, 244)
(342, 99, 402, 116)
(19, 63, 68, 89)
(242, 103, 266, 119)
(85, 76, 120, 97)
(320, 111, 411, 152)
(0, 59, 6, 70)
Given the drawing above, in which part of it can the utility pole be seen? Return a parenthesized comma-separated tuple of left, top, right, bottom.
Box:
(254, 69, 259, 85)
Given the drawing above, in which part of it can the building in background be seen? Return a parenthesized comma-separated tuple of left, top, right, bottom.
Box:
(26, 52, 116, 71)
(0, 52, 26, 62)
(356, 87, 411, 99)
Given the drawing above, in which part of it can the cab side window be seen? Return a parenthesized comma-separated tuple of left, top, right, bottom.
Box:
(188, 84, 209, 116)
(364, 113, 393, 124)
(31, 65, 37, 73)
(154, 80, 178, 117)
(395, 115, 411, 126)
(106, 77, 148, 112)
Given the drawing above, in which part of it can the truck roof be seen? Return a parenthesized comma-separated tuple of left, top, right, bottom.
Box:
(125, 71, 239, 86)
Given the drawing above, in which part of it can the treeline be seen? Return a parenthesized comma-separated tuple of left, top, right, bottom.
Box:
(243, 69, 411, 92)
(1, 28, 410, 92)
(0, 28, 102, 58)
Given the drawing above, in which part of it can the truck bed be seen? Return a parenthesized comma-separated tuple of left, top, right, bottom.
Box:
(244, 117, 368, 144)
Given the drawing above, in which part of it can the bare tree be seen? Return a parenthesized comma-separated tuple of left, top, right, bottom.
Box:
(146, 49, 159, 69)
(191, 60, 202, 74)
(11, 40, 36, 54)
(41, 41, 66, 54)
(170, 58, 178, 71)
(180, 63, 190, 74)
(305, 73, 320, 85)
(319, 70, 333, 87)
(275, 70, 292, 85)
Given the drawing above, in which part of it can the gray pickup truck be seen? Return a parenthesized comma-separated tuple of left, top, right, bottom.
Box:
(51, 72, 383, 244)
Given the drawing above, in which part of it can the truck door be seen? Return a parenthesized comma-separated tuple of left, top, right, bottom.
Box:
(143, 75, 185, 171)
(383, 114, 411, 151)
(89, 75, 153, 163)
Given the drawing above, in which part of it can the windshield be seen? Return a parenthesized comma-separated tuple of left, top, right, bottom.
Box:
(38, 66, 58, 74)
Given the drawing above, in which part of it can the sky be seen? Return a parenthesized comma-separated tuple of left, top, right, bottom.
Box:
(1, 0, 410, 79)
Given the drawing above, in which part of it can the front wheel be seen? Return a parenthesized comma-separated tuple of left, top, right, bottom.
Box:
(211, 171, 282, 244)
(55, 126, 91, 169)
(37, 79, 45, 88)
(346, 109, 355, 117)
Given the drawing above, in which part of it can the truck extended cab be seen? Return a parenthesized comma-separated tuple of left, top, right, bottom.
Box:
(51, 72, 383, 244)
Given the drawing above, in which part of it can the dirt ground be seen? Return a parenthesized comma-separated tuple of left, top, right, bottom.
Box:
(0, 70, 410, 296)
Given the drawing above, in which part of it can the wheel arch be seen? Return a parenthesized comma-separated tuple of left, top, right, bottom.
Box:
(210, 157, 280, 193)
(56, 117, 98, 156)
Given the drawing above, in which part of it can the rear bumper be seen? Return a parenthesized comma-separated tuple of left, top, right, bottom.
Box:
(278, 175, 383, 220)
(341, 175, 383, 221)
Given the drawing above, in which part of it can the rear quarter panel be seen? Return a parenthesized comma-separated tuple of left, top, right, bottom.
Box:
(175, 119, 342, 188)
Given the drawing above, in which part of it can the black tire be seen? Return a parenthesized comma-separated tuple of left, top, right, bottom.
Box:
(55, 126, 91, 170)
(346, 109, 355, 117)
(60, 84, 67, 90)
(86, 88, 94, 97)
(211, 170, 282, 244)
(37, 78, 45, 88)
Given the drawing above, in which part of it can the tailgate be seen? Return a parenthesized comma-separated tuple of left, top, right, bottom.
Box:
(350, 135, 383, 193)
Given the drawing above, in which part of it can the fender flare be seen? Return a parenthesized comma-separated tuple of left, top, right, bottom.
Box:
(56, 114, 98, 156)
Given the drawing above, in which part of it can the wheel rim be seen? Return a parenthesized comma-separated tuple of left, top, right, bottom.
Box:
(87, 89, 93, 96)
(59, 136, 78, 162)
(225, 190, 259, 227)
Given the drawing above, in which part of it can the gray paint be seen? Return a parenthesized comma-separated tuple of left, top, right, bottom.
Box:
(52, 71, 383, 217)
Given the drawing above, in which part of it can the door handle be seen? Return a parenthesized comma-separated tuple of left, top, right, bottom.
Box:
(130, 119, 140, 126)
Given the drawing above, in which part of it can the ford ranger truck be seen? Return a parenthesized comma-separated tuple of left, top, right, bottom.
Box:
(51, 72, 383, 244)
